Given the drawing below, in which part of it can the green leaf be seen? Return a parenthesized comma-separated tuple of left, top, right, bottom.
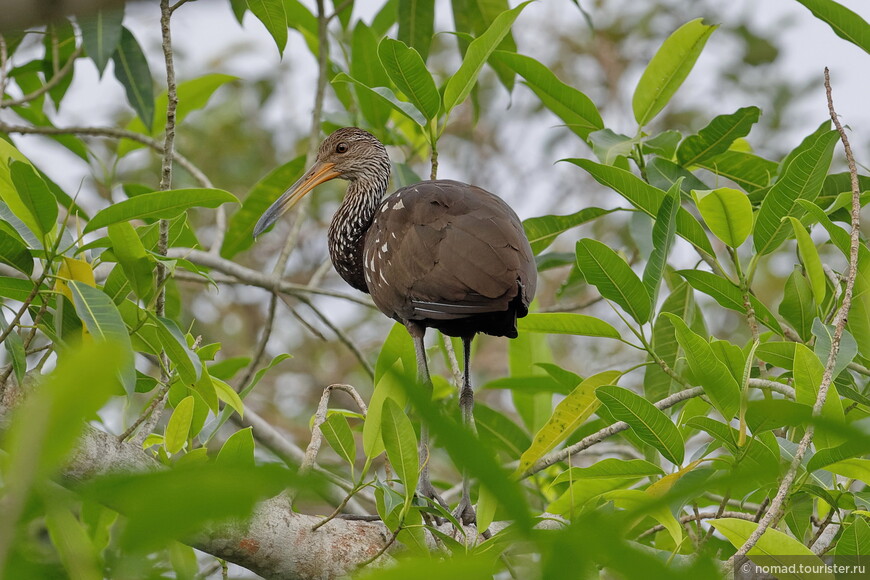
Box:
(107, 222, 154, 301)
(564, 158, 714, 255)
(332, 73, 427, 127)
(778, 267, 815, 341)
(79, 8, 124, 76)
(646, 157, 710, 194)
(793, 343, 844, 449)
(442, 1, 531, 116)
(712, 518, 833, 575)
(835, 518, 870, 556)
(0, 315, 26, 385)
(216, 427, 255, 467)
(678, 269, 783, 334)
(696, 150, 777, 192)
(493, 51, 603, 140)
(664, 313, 741, 420)
(754, 130, 838, 255)
(474, 404, 530, 460)
(576, 238, 651, 324)
(8, 159, 58, 241)
(518, 371, 621, 475)
(120, 73, 239, 154)
(596, 385, 685, 465)
(44, 504, 103, 580)
(589, 129, 638, 165)
(813, 318, 858, 379)
(552, 459, 663, 484)
(78, 464, 302, 550)
(693, 187, 752, 247)
(676, 106, 760, 166)
(0, 229, 33, 276)
(518, 313, 621, 339)
(67, 281, 128, 344)
(523, 207, 614, 254)
(451, 0, 518, 92)
(42, 20, 77, 106)
(793, 0, 870, 54)
(212, 377, 245, 417)
(789, 217, 827, 303)
(322, 413, 357, 468)
(165, 395, 195, 454)
(377, 38, 440, 122)
(223, 156, 305, 257)
(632, 19, 717, 127)
(0, 341, 123, 540)
(364, 324, 414, 459)
(85, 188, 238, 233)
(156, 317, 202, 385)
(112, 27, 154, 128)
(644, 282, 697, 401)
(642, 180, 680, 305)
(350, 22, 392, 127)
(381, 398, 419, 500)
(247, 0, 288, 54)
(398, 0, 434, 61)
(826, 458, 870, 485)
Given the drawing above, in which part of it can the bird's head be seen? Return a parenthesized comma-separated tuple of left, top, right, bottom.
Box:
(253, 127, 390, 237)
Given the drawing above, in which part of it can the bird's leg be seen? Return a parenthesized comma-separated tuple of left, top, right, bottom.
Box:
(409, 326, 447, 511)
(454, 335, 478, 526)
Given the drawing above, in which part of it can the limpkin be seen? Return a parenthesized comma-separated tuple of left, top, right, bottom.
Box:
(253, 127, 536, 523)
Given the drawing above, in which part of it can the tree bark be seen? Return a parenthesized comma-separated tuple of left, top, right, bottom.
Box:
(62, 424, 399, 580)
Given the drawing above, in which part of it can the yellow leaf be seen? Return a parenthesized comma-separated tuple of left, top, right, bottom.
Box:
(54, 257, 96, 302)
(517, 370, 621, 475)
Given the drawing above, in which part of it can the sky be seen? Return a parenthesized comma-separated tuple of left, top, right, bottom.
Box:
(4, 0, 869, 204)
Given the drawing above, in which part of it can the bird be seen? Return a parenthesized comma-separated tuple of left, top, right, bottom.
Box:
(253, 127, 536, 524)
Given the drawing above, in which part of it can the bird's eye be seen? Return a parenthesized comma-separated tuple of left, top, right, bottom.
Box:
(336, 142, 348, 153)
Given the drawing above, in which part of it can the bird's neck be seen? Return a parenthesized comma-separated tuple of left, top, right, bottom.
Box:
(328, 178, 388, 293)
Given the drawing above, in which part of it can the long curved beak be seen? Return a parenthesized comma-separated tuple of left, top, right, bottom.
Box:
(253, 161, 340, 238)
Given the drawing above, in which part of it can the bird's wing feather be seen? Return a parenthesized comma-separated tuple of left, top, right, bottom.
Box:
(364, 180, 535, 323)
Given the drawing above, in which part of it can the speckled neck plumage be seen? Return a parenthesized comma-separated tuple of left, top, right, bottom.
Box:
(327, 165, 390, 293)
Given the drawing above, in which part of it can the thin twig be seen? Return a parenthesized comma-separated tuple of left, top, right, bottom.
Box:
(538, 295, 604, 313)
(327, 0, 354, 22)
(523, 387, 704, 478)
(119, 383, 170, 442)
(636, 510, 756, 541)
(290, 294, 375, 378)
(0, 46, 83, 108)
(236, 292, 278, 392)
(0, 35, 9, 98)
(728, 67, 863, 568)
(210, 206, 227, 255)
(808, 508, 836, 551)
(298, 386, 335, 474)
(357, 528, 399, 569)
(0, 123, 213, 188)
(169, 257, 374, 308)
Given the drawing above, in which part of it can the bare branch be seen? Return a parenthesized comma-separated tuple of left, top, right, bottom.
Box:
(0, 45, 83, 108)
(636, 510, 757, 540)
(728, 67, 864, 567)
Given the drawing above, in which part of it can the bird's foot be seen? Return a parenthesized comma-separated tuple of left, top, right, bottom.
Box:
(417, 478, 449, 513)
(452, 495, 476, 527)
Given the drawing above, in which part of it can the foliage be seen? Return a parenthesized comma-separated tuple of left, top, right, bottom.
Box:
(0, 0, 869, 578)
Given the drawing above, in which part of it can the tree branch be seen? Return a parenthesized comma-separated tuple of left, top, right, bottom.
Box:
(0, 123, 213, 188)
(168, 248, 375, 309)
(728, 67, 863, 567)
(0, 46, 83, 108)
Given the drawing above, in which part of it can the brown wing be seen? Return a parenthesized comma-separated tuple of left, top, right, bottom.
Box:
(363, 180, 536, 337)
